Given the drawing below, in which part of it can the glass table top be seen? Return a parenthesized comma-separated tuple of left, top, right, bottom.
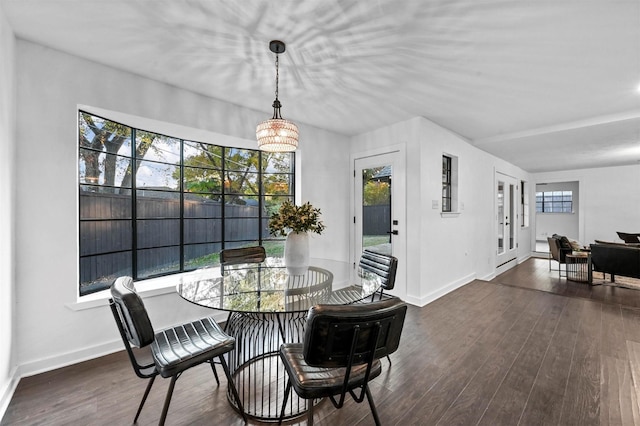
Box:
(176, 260, 381, 313)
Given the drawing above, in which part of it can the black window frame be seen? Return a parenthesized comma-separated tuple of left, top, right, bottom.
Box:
(535, 190, 573, 213)
(78, 111, 295, 296)
(442, 155, 452, 212)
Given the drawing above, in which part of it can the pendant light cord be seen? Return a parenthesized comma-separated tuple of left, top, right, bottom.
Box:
(271, 52, 282, 119)
(275, 53, 279, 102)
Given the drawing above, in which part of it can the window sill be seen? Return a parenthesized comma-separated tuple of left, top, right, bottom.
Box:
(441, 212, 461, 218)
(66, 273, 189, 312)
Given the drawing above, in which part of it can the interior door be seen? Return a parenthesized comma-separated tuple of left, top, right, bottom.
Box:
(354, 151, 406, 300)
(496, 172, 518, 269)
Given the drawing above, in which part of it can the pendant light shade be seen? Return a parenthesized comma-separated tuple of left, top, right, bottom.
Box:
(256, 117, 299, 152)
(256, 40, 299, 152)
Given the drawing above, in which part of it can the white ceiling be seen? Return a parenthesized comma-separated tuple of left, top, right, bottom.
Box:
(3, 0, 639, 173)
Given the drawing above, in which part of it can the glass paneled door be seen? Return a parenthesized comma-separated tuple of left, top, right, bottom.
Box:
(496, 172, 518, 269)
(354, 151, 406, 300)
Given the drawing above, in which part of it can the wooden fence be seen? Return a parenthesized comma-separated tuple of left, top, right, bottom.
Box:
(79, 191, 268, 292)
(363, 204, 390, 235)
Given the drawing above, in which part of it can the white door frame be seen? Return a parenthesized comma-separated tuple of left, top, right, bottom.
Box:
(496, 171, 519, 273)
(350, 145, 407, 301)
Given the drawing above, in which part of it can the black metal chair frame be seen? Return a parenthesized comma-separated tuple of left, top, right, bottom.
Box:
(109, 277, 247, 425)
(278, 297, 407, 426)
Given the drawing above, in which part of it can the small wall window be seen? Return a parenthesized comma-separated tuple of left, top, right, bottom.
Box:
(442, 156, 452, 212)
(535, 190, 573, 213)
(521, 180, 529, 227)
(442, 154, 458, 213)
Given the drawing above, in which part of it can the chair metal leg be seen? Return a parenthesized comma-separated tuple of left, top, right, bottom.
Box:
(134, 375, 156, 423)
(159, 375, 178, 426)
(386, 354, 391, 365)
(219, 355, 248, 423)
(278, 379, 293, 425)
(209, 359, 220, 386)
(364, 385, 381, 426)
(307, 398, 314, 426)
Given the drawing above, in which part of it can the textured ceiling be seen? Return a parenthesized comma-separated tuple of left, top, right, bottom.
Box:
(2, 0, 639, 172)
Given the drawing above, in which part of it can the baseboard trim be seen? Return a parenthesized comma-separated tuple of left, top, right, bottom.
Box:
(16, 340, 125, 380)
(518, 253, 532, 264)
(0, 367, 20, 421)
(405, 273, 476, 307)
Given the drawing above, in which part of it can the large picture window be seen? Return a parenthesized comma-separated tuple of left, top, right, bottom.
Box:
(78, 111, 295, 296)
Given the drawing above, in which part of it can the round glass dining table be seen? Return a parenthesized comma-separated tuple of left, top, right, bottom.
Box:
(175, 259, 381, 422)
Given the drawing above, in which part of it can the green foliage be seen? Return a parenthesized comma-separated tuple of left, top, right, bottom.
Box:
(268, 200, 325, 236)
(363, 181, 390, 206)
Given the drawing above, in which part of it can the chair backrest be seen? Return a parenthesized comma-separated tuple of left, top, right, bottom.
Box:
(110, 276, 155, 349)
(302, 297, 407, 368)
(220, 246, 266, 273)
(547, 237, 560, 262)
(358, 250, 397, 291)
(617, 232, 640, 244)
(547, 237, 563, 262)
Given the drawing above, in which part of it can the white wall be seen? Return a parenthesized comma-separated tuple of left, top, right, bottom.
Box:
(0, 3, 16, 416)
(534, 181, 580, 241)
(351, 117, 532, 307)
(13, 40, 350, 377)
(534, 165, 640, 245)
(9, 34, 539, 400)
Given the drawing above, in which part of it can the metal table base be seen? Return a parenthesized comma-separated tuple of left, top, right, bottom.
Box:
(224, 311, 319, 421)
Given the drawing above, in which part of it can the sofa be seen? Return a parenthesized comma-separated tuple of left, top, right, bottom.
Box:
(590, 242, 640, 282)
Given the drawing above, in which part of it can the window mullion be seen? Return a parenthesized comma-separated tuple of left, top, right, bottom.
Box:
(179, 138, 184, 271)
(221, 148, 226, 250)
(131, 127, 138, 279)
(258, 151, 263, 246)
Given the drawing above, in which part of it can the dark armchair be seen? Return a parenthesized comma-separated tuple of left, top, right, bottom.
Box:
(278, 297, 407, 426)
(547, 235, 572, 277)
(616, 232, 640, 244)
(109, 276, 246, 425)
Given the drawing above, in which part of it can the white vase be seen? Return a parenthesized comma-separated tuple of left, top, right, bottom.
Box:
(284, 231, 309, 275)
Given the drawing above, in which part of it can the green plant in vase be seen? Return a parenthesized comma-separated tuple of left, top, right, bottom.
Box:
(269, 200, 325, 275)
(268, 200, 325, 236)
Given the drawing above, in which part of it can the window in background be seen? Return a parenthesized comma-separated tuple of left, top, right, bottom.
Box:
(535, 190, 573, 213)
(78, 111, 295, 296)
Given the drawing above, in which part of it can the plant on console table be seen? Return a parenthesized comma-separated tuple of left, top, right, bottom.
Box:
(269, 200, 325, 275)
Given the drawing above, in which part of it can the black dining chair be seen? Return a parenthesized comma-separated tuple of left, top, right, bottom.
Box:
(278, 297, 407, 426)
(220, 245, 266, 274)
(359, 249, 398, 301)
(109, 276, 246, 425)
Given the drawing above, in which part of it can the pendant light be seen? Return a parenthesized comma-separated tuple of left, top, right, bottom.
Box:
(256, 40, 299, 152)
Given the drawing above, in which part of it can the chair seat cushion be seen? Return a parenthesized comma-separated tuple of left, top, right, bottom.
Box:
(280, 343, 382, 399)
(151, 317, 235, 378)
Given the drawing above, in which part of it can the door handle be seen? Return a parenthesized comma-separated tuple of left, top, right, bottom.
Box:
(387, 230, 398, 235)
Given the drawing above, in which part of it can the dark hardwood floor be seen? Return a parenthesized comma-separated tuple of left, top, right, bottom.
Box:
(4, 257, 640, 425)
(494, 257, 640, 309)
